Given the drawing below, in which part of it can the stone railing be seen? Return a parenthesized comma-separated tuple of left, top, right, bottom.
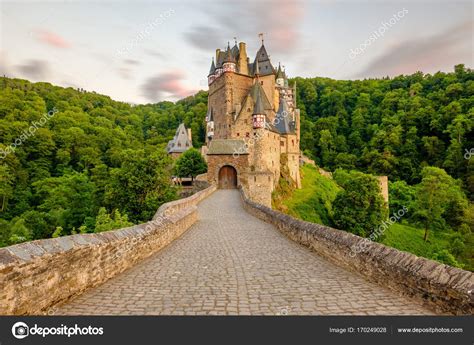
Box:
(0, 185, 216, 315)
(153, 184, 215, 219)
(240, 189, 474, 315)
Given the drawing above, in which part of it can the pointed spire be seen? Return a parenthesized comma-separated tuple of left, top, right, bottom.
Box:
(208, 58, 216, 76)
(276, 62, 284, 79)
(275, 98, 292, 134)
(224, 46, 236, 63)
(206, 107, 214, 122)
(253, 87, 265, 115)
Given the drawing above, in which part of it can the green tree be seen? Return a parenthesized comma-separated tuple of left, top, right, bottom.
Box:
(8, 217, 32, 244)
(33, 172, 96, 234)
(412, 167, 467, 241)
(332, 170, 387, 237)
(106, 150, 177, 222)
(388, 181, 416, 216)
(173, 148, 207, 181)
(94, 207, 133, 232)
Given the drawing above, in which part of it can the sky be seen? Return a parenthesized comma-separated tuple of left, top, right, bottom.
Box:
(0, 0, 472, 104)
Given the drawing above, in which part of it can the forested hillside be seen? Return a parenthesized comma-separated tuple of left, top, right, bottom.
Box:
(293, 64, 473, 199)
(0, 77, 208, 246)
(280, 65, 473, 270)
(1, 65, 473, 258)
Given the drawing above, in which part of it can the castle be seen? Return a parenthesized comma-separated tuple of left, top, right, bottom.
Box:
(202, 39, 301, 206)
(166, 123, 193, 159)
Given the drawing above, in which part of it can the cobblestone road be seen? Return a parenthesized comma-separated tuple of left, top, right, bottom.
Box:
(57, 190, 433, 315)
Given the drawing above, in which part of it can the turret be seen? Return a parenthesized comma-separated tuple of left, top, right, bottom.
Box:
(206, 108, 214, 139)
(208, 58, 216, 85)
(276, 63, 285, 87)
(222, 42, 236, 73)
(215, 49, 223, 77)
(252, 88, 266, 129)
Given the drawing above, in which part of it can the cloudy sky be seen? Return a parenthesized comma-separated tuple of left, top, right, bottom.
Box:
(0, 0, 472, 104)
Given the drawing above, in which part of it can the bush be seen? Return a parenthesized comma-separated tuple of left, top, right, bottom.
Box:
(332, 169, 387, 237)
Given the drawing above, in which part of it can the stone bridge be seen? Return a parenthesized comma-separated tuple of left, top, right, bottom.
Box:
(0, 188, 472, 315)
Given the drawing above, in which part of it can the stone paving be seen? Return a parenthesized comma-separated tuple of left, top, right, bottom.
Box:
(56, 190, 434, 315)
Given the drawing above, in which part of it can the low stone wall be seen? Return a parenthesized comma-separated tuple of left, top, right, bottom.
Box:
(240, 189, 474, 315)
(154, 184, 215, 219)
(0, 185, 216, 315)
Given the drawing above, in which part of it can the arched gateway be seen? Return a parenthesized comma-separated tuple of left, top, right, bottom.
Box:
(218, 165, 237, 189)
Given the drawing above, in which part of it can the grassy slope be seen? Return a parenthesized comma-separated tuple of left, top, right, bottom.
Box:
(382, 223, 450, 257)
(274, 164, 472, 271)
(274, 164, 340, 225)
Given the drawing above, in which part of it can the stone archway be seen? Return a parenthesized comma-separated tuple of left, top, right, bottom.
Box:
(218, 165, 237, 189)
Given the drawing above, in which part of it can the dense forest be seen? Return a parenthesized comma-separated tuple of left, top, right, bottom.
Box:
(0, 77, 208, 246)
(278, 64, 474, 270)
(294, 64, 473, 199)
(1, 65, 473, 268)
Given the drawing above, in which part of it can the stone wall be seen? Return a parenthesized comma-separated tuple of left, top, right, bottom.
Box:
(0, 185, 216, 315)
(240, 189, 474, 315)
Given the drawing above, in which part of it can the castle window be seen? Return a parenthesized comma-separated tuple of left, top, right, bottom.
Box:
(254, 176, 256, 182)
(260, 81, 263, 85)
(272, 161, 274, 166)
(246, 132, 250, 138)
(247, 108, 250, 112)
(268, 176, 271, 182)
(280, 141, 284, 146)
(292, 139, 294, 146)
(237, 132, 240, 136)
(177, 142, 181, 147)
(244, 119, 248, 124)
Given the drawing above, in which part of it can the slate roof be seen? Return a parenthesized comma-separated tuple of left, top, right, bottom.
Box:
(166, 123, 192, 153)
(208, 58, 216, 76)
(253, 88, 265, 115)
(275, 97, 294, 134)
(251, 44, 274, 76)
(206, 108, 214, 122)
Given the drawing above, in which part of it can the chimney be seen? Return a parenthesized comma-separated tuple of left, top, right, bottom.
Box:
(187, 128, 192, 145)
(238, 42, 248, 75)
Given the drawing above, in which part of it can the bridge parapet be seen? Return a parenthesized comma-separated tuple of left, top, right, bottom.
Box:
(240, 189, 474, 315)
(0, 185, 216, 315)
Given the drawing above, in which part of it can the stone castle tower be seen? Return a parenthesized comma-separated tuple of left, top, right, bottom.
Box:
(202, 39, 301, 206)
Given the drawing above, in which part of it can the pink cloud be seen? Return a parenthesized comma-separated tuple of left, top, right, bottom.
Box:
(34, 29, 71, 49)
(355, 21, 472, 78)
(141, 70, 197, 102)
